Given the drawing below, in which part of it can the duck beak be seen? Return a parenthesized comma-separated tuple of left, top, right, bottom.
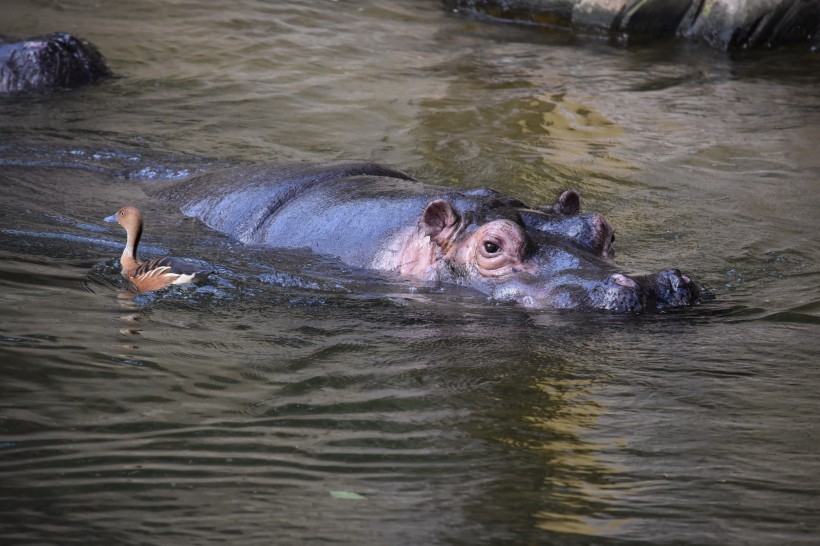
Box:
(104, 213, 118, 223)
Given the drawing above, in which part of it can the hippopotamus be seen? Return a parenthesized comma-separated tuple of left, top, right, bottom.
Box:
(150, 162, 707, 312)
(0, 32, 111, 93)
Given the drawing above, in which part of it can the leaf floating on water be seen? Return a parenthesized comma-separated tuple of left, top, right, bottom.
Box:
(330, 490, 365, 500)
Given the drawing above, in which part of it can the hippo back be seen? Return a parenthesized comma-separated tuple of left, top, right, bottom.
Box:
(152, 162, 442, 268)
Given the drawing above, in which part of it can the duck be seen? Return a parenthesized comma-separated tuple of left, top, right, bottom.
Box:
(105, 206, 211, 292)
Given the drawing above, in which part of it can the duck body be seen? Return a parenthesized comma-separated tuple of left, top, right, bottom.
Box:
(105, 206, 210, 292)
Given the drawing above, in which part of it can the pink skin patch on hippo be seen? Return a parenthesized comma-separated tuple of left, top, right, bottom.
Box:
(371, 202, 536, 284)
(370, 226, 442, 281)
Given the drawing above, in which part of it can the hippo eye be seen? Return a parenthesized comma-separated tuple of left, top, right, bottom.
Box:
(483, 241, 501, 254)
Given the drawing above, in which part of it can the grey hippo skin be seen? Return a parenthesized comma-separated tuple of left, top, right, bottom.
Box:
(0, 33, 111, 93)
(151, 162, 709, 313)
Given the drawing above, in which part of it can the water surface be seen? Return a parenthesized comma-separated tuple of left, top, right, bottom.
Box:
(1, 1, 819, 544)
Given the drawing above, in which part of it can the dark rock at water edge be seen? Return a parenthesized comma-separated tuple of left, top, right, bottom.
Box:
(0, 32, 112, 93)
(444, 0, 820, 50)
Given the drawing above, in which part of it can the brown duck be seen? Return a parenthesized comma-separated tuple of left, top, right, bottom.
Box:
(105, 206, 210, 292)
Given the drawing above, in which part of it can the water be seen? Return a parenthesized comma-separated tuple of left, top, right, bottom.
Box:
(1, 1, 819, 544)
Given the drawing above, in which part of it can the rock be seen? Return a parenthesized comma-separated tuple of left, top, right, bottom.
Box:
(0, 32, 112, 93)
(444, 0, 820, 50)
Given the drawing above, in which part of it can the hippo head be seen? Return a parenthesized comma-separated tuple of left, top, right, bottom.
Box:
(419, 189, 705, 313)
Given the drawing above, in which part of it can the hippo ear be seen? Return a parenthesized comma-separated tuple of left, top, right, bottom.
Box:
(421, 199, 460, 245)
(555, 190, 580, 215)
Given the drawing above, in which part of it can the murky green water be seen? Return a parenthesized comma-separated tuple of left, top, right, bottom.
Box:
(1, 1, 819, 544)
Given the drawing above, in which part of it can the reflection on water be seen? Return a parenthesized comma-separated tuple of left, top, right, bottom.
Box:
(500, 373, 630, 536)
(419, 85, 631, 202)
(1, 0, 819, 544)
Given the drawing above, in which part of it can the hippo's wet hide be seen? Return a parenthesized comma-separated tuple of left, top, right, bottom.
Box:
(149, 161, 710, 313)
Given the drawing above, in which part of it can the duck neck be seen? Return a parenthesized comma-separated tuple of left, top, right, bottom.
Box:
(120, 224, 142, 272)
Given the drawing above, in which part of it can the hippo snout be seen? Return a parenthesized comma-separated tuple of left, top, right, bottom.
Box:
(588, 273, 647, 313)
(587, 270, 705, 313)
(644, 269, 702, 310)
